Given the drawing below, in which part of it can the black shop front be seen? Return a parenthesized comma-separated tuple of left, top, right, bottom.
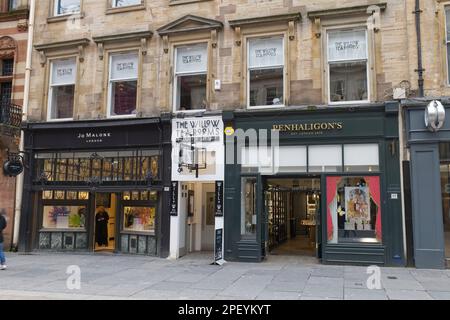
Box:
(18, 117, 172, 257)
(223, 103, 405, 266)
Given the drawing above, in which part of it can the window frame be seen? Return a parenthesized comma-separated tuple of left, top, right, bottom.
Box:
(445, 5, 450, 86)
(106, 50, 140, 119)
(111, 0, 143, 9)
(53, 0, 81, 17)
(246, 35, 286, 109)
(325, 26, 371, 105)
(172, 41, 209, 113)
(47, 56, 78, 122)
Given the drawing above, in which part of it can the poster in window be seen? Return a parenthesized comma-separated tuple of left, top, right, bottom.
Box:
(345, 187, 370, 223)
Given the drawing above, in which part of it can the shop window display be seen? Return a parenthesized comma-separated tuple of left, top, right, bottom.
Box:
(43, 205, 87, 230)
(123, 207, 156, 232)
(327, 176, 382, 244)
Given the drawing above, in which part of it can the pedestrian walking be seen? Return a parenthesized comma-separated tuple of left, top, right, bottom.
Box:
(0, 209, 7, 270)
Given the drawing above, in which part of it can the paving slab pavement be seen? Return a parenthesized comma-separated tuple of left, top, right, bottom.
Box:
(0, 252, 449, 300)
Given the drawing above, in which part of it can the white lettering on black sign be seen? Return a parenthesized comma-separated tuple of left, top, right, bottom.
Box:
(77, 132, 112, 144)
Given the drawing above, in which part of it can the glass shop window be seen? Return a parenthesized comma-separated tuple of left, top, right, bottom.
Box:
(273, 146, 307, 173)
(240, 146, 273, 174)
(42, 205, 87, 230)
(54, 0, 80, 16)
(174, 43, 208, 111)
(48, 58, 76, 120)
(326, 176, 382, 244)
(108, 51, 138, 117)
(344, 144, 379, 172)
(308, 145, 342, 172)
(248, 37, 284, 107)
(112, 0, 141, 8)
(241, 177, 257, 239)
(123, 206, 156, 233)
(327, 29, 368, 103)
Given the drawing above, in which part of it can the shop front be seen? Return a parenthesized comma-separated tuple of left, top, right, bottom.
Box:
(18, 117, 172, 257)
(405, 100, 450, 269)
(223, 103, 405, 266)
(169, 114, 225, 263)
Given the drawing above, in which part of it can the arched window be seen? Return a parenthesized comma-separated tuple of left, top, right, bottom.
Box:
(0, 36, 16, 109)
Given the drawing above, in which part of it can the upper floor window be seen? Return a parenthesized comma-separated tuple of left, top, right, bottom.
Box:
(8, 0, 18, 11)
(48, 58, 77, 120)
(0, 58, 14, 76)
(327, 29, 368, 104)
(112, 0, 141, 8)
(247, 36, 284, 108)
(174, 43, 208, 112)
(54, 0, 81, 16)
(445, 6, 450, 85)
(108, 51, 138, 117)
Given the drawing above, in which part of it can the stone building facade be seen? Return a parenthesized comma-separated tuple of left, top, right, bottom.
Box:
(0, 0, 28, 249)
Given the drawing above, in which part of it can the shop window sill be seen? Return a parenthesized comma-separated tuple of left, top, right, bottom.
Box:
(106, 5, 146, 15)
(169, 0, 213, 6)
(39, 228, 87, 233)
(121, 230, 155, 236)
(47, 13, 84, 24)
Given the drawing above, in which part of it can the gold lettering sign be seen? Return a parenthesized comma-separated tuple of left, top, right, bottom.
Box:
(272, 122, 343, 133)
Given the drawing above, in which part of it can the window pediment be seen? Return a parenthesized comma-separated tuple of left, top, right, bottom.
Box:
(157, 14, 223, 37)
(34, 38, 90, 66)
(92, 30, 153, 60)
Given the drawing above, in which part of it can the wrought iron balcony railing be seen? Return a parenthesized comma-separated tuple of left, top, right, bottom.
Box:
(1, 103, 22, 128)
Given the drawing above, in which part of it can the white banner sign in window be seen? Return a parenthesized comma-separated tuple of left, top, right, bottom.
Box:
(248, 37, 284, 69)
(51, 58, 76, 85)
(328, 30, 367, 62)
(176, 44, 208, 74)
(110, 52, 138, 80)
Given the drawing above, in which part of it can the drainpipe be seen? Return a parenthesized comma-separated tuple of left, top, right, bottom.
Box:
(414, 0, 425, 97)
(12, 0, 35, 249)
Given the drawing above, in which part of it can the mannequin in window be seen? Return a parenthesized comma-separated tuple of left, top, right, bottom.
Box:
(95, 206, 109, 247)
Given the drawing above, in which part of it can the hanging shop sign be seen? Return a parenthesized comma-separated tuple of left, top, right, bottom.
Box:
(3, 157, 24, 177)
(425, 100, 446, 132)
(172, 116, 224, 182)
(215, 181, 224, 217)
(169, 182, 178, 216)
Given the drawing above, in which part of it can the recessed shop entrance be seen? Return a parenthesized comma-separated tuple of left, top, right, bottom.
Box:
(264, 178, 321, 257)
(179, 182, 216, 258)
(94, 193, 117, 252)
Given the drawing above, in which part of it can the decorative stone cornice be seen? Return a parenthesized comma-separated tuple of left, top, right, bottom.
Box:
(307, 3, 387, 20)
(93, 30, 153, 60)
(228, 13, 302, 28)
(34, 38, 90, 66)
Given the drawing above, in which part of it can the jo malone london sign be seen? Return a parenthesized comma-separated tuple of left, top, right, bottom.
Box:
(77, 132, 112, 144)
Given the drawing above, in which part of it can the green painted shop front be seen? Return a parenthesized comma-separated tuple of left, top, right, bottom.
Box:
(223, 103, 405, 266)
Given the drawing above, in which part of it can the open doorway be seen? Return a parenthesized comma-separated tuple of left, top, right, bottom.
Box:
(265, 178, 321, 257)
(94, 193, 117, 252)
(182, 182, 215, 258)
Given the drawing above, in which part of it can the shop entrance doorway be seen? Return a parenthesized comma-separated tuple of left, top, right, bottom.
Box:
(94, 193, 117, 252)
(264, 178, 321, 257)
(181, 182, 215, 258)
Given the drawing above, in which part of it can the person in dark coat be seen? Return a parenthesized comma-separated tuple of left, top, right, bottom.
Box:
(95, 206, 109, 247)
(0, 209, 7, 270)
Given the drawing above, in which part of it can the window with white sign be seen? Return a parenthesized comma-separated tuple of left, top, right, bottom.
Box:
(54, 0, 80, 16)
(247, 37, 284, 108)
(48, 58, 76, 120)
(112, 0, 141, 7)
(174, 43, 208, 111)
(327, 29, 369, 103)
(108, 51, 138, 117)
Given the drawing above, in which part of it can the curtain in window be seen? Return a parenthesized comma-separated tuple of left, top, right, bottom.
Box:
(176, 44, 207, 74)
(328, 30, 367, 62)
(365, 176, 382, 241)
(248, 37, 284, 68)
(327, 176, 341, 242)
